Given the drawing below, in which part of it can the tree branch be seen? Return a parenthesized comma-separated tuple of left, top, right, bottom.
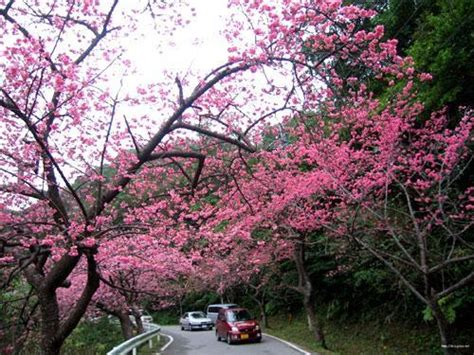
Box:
(148, 151, 206, 189)
(74, 0, 120, 65)
(94, 62, 253, 217)
(171, 123, 256, 152)
(437, 271, 474, 300)
(57, 249, 100, 344)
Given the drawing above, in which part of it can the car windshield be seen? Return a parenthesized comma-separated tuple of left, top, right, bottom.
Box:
(190, 312, 206, 318)
(226, 310, 252, 322)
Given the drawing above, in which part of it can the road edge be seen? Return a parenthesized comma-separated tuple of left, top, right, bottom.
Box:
(263, 333, 312, 355)
(159, 333, 174, 353)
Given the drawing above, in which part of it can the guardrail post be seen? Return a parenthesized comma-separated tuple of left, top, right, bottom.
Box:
(107, 323, 161, 355)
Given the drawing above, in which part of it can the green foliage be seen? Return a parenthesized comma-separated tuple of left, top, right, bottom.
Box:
(213, 220, 229, 233)
(185, 292, 222, 312)
(422, 290, 473, 324)
(61, 318, 122, 354)
(251, 227, 272, 241)
(203, 194, 220, 206)
(190, 190, 221, 212)
(345, 0, 473, 116)
(0, 278, 39, 351)
(407, 0, 474, 112)
(375, 0, 431, 54)
(266, 312, 442, 354)
(152, 310, 179, 325)
(308, 244, 421, 323)
(298, 160, 314, 172)
(421, 306, 432, 322)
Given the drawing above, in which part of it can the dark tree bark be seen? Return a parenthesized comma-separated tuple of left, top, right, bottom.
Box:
(130, 307, 144, 334)
(21, 250, 100, 355)
(429, 295, 457, 355)
(118, 312, 135, 340)
(37, 291, 61, 355)
(293, 240, 327, 349)
(258, 298, 268, 329)
(97, 303, 135, 340)
(249, 291, 268, 328)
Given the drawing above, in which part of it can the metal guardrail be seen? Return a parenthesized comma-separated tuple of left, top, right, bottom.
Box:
(107, 322, 161, 355)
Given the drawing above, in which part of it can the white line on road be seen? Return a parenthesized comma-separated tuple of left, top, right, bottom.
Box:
(160, 333, 174, 352)
(263, 333, 312, 355)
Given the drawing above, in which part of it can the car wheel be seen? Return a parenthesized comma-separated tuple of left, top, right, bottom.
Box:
(216, 330, 221, 341)
(181, 325, 184, 331)
(226, 333, 233, 345)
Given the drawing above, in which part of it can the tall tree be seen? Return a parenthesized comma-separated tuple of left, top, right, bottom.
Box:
(2, 1, 470, 353)
(0, 1, 258, 352)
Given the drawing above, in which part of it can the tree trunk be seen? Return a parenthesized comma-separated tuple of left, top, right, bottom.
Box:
(258, 300, 268, 329)
(25, 251, 100, 355)
(118, 312, 135, 340)
(134, 314, 144, 334)
(178, 297, 183, 316)
(97, 305, 135, 340)
(38, 291, 62, 355)
(430, 299, 457, 355)
(302, 294, 326, 349)
(294, 240, 327, 349)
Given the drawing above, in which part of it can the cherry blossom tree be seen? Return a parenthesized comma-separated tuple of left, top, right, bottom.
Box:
(272, 79, 473, 353)
(200, 3, 473, 352)
(208, 83, 472, 353)
(1, 0, 470, 354)
(0, 0, 261, 352)
(329, 109, 473, 353)
(59, 235, 196, 340)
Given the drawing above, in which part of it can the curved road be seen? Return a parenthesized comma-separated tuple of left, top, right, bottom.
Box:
(160, 325, 307, 355)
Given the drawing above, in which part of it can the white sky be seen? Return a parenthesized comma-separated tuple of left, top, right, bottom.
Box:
(125, 1, 231, 80)
(109, 0, 293, 150)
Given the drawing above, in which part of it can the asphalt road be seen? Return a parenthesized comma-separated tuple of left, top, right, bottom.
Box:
(160, 325, 307, 355)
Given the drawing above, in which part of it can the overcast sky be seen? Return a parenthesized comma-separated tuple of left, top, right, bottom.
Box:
(125, 1, 231, 80)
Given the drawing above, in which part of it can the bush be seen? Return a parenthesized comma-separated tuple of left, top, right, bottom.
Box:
(61, 317, 123, 355)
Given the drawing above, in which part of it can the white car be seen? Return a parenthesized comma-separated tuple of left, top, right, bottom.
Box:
(180, 311, 214, 331)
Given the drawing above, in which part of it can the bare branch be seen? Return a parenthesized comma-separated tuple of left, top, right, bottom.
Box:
(429, 255, 474, 274)
(175, 76, 185, 106)
(96, 89, 120, 215)
(437, 271, 474, 299)
(352, 234, 428, 304)
(171, 122, 256, 152)
(57, 250, 100, 343)
(148, 151, 206, 189)
(74, 0, 120, 65)
(123, 115, 141, 155)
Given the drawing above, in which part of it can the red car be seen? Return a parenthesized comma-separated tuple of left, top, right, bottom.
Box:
(215, 307, 262, 344)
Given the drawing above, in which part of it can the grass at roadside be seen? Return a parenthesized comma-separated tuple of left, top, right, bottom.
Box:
(61, 317, 123, 354)
(136, 332, 169, 354)
(264, 313, 442, 354)
(61, 317, 171, 355)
